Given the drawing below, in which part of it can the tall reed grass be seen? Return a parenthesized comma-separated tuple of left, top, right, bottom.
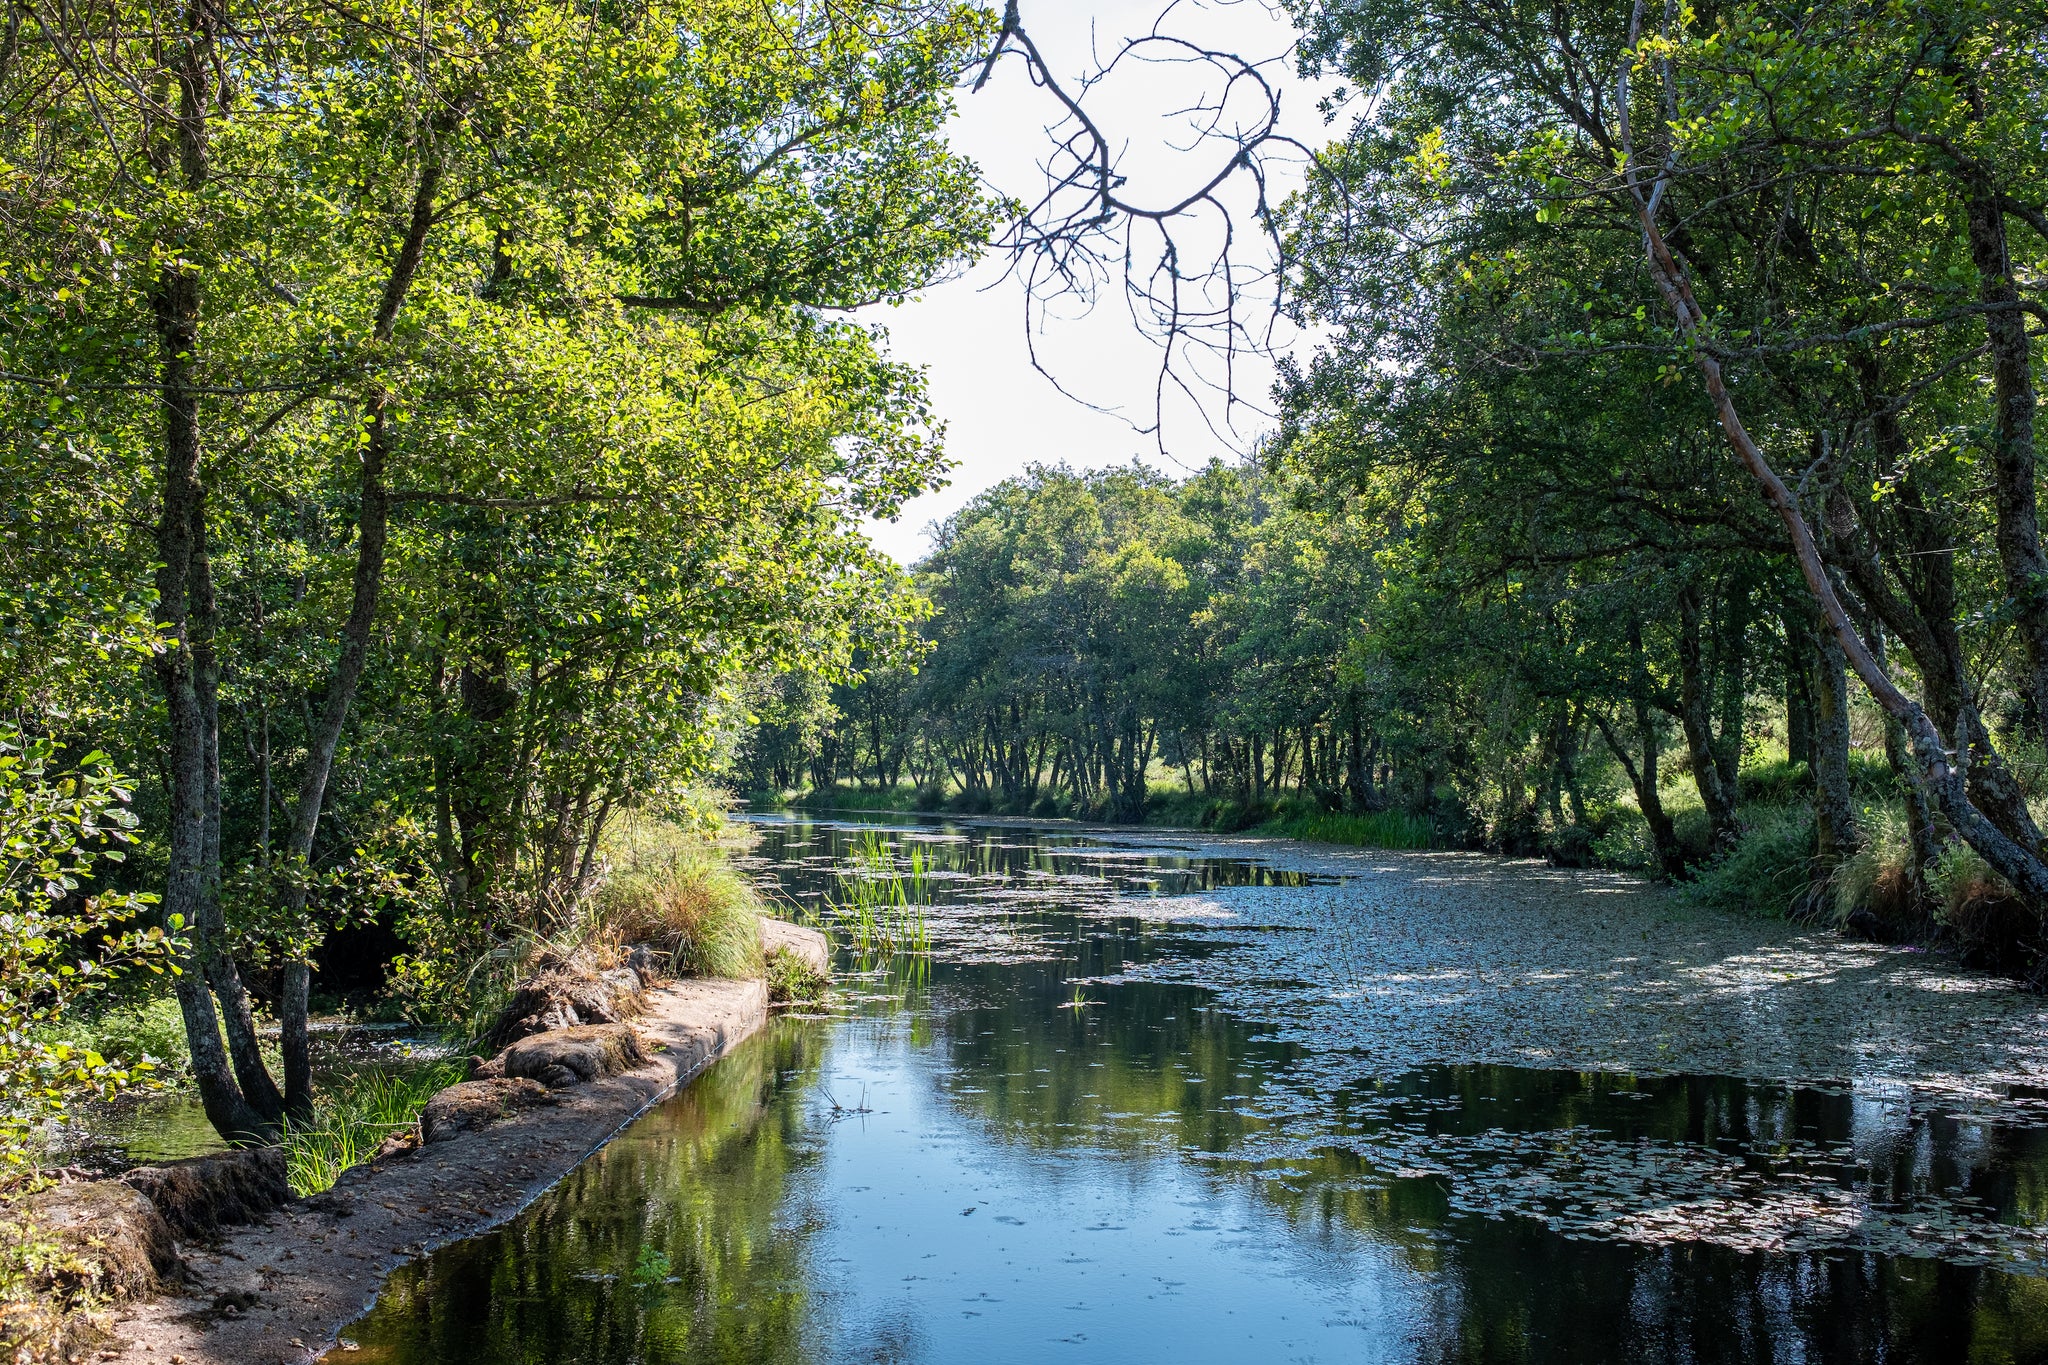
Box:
(1278, 808, 1435, 850)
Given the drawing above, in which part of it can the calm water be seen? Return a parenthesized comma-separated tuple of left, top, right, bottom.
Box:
(339, 816, 2048, 1363)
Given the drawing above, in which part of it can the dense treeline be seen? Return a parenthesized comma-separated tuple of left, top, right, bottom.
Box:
(1, 0, 995, 1144)
(746, 463, 1385, 826)
(757, 0, 2048, 976)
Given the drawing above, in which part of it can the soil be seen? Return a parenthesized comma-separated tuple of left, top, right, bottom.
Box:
(85, 959, 800, 1365)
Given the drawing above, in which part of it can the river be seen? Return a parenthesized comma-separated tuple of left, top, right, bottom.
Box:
(336, 814, 2048, 1363)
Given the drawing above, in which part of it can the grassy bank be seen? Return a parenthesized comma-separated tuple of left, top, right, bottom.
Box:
(756, 783, 1440, 853)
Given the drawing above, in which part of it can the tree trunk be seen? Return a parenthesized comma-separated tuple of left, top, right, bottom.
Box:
(1804, 622, 1862, 861)
(1835, 379, 2045, 854)
(275, 132, 450, 1123)
(1713, 575, 1748, 797)
(1677, 581, 1739, 854)
(1560, 702, 1589, 826)
(1966, 189, 2048, 743)
(1783, 619, 1815, 768)
(1593, 709, 1686, 879)
(150, 12, 277, 1147)
(193, 499, 287, 1125)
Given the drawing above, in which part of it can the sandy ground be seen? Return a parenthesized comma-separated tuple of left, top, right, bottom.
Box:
(88, 974, 775, 1365)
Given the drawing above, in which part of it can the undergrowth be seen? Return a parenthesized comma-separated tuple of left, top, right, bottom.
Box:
(41, 994, 190, 1083)
(1686, 806, 1817, 918)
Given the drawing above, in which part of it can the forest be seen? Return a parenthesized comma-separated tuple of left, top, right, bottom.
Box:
(2, 0, 991, 1166)
(7, 0, 2048, 1353)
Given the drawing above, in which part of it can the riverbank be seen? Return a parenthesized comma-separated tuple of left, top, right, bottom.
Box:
(758, 787, 1435, 851)
(88, 922, 828, 1365)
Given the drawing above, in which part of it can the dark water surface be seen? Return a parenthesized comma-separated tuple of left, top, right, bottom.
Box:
(339, 816, 2048, 1364)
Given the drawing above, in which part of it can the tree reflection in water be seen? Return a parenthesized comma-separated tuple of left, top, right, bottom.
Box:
(343, 819, 2048, 1364)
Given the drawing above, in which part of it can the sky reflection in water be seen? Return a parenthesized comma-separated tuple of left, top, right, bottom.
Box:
(339, 816, 2048, 1364)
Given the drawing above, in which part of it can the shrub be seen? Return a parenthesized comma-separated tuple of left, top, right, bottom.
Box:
(1543, 823, 1599, 867)
(1737, 753, 1899, 805)
(1590, 809, 1655, 871)
(45, 995, 190, 1082)
(0, 733, 170, 1169)
(1686, 806, 1817, 918)
(592, 817, 764, 979)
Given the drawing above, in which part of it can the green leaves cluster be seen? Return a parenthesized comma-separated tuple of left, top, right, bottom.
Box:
(0, 733, 169, 1164)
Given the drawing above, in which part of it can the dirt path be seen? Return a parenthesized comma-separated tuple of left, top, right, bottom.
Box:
(92, 974, 777, 1365)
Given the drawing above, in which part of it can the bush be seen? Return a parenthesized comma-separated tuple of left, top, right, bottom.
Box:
(1543, 823, 1599, 867)
(1590, 809, 1655, 871)
(0, 733, 170, 1169)
(1201, 798, 1272, 833)
(1738, 753, 1899, 806)
(1686, 806, 1817, 918)
(46, 995, 190, 1082)
(592, 817, 764, 979)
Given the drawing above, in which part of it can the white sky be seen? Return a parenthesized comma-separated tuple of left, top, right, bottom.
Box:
(856, 1, 1337, 565)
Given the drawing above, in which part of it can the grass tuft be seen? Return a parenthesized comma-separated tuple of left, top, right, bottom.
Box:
(764, 947, 828, 1007)
(592, 816, 765, 978)
(282, 1060, 468, 1196)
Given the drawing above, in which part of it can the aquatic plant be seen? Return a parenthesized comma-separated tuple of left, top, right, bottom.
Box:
(1278, 808, 1434, 851)
(822, 832, 932, 956)
(630, 1244, 672, 1286)
(282, 1060, 468, 1196)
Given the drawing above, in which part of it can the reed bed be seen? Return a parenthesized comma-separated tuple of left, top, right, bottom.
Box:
(823, 832, 933, 956)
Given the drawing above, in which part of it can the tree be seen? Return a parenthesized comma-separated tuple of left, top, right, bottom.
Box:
(0, 0, 995, 1140)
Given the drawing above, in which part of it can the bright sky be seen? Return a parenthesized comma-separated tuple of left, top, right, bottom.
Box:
(856, 1, 1336, 565)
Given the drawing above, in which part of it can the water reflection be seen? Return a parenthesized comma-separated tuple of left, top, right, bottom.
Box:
(340, 816, 2048, 1363)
